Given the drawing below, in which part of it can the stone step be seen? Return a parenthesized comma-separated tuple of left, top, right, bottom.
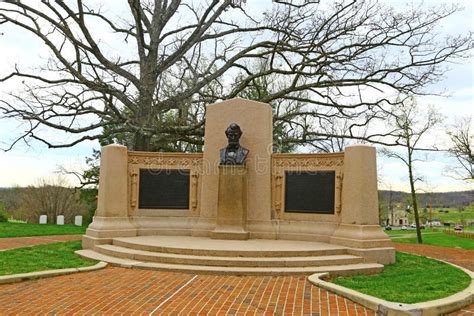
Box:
(112, 236, 349, 257)
(76, 249, 141, 267)
(95, 244, 364, 268)
(75, 249, 383, 277)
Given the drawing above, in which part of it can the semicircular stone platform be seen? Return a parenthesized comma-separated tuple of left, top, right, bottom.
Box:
(76, 236, 383, 276)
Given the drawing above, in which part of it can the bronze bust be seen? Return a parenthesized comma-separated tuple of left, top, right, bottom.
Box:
(220, 123, 249, 165)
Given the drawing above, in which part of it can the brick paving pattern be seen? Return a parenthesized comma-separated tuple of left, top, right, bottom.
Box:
(393, 242, 474, 271)
(0, 235, 82, 251)
(0, 267, 375, 315)
(0, 236, 472, 315)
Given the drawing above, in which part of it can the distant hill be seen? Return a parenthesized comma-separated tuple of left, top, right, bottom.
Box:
(379, 190, 473, 209)
(1, 187, 472, 209)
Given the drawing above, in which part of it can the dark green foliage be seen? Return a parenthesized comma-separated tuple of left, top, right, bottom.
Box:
(79, 188, 98, 226)
(0, 203, 8, 222)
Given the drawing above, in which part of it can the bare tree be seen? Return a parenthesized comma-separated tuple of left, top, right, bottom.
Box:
(16, 177, 87, 224)
(381, 98, 443, 243)
(0, 1, 471, 151)
(308, 115, 370, 153)
(446, 117, 474, 181)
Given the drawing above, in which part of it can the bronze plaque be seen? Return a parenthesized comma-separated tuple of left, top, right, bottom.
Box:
(139, 169, 190, 209)
(284, 171, 335, 214)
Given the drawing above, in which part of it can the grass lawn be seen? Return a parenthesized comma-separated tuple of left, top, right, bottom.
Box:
(400, 206, 474, 226)
(429, 207, 474, 223)
(0, 222, 86, 238)
(333, 252, 471, 304)
(385, 228, 439, 235)
(392, 232, 474, 250)
(0, 240, 97, 276)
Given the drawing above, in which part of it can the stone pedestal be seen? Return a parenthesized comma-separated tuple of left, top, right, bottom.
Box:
(211, 165, 249, 240)
(83, 144, 136, 249)
(329, 145, 394, 263)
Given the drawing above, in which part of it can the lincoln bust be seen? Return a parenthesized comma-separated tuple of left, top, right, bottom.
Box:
(219, 123, 249, 165)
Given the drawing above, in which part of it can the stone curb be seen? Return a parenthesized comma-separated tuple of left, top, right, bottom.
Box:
(0, 262, 108, 285)
(308, 261, 474, 316)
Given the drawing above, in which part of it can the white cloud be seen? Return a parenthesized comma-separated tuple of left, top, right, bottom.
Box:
(378, 152, 474, 193)
(0, 152, 88, 187)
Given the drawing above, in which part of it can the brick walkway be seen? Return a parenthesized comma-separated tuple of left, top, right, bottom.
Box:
(393, 242, 474, 271)
(0, 235, 82, 251)
(0, 236, 472, 315)
(0, 267, 374, 315)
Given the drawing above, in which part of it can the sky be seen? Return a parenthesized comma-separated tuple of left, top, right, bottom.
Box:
(0, 0, 472, 193)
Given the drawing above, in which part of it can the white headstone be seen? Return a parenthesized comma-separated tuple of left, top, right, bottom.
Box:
(39, 215, 47, 224)
(56, 215, 64, 225)
(74, 215, 83, 226)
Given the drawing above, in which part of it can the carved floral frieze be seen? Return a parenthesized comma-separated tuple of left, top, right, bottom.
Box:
(128, 153, 203, 167)
(272, 155, 344, 169)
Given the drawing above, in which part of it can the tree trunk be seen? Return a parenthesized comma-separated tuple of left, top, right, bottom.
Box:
(133, 131, 151, 151)
(407, 146, 423, 243)
(132, 57, 158, 152)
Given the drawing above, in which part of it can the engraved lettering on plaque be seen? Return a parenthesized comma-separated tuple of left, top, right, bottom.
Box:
(284, 171, 335, 214)
(139, 169, 190, 209)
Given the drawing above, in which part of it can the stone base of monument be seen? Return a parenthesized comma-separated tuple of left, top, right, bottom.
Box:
(82, 216, 137, 249)
(210, 166, 249, 240)
(328, 224, 395, 264)
(76, 235, 384, 276)
(210, 227, 249, 240)
(329, 224, 393, 248)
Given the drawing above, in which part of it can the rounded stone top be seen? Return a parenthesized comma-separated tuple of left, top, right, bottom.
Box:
(208, 98, 271, 109)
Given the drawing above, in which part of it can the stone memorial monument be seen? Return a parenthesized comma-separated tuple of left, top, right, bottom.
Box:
(79, 98, 394, 276)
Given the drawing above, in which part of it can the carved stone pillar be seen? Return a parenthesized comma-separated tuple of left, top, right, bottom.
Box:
(330, 145, 394, 264)
(83, 144, 136, 249)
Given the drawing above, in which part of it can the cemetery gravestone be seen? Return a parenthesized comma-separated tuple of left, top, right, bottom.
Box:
(56, 215, 64, 225)
(75, 215, 83, 226)
(39, 215, 47, 224)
